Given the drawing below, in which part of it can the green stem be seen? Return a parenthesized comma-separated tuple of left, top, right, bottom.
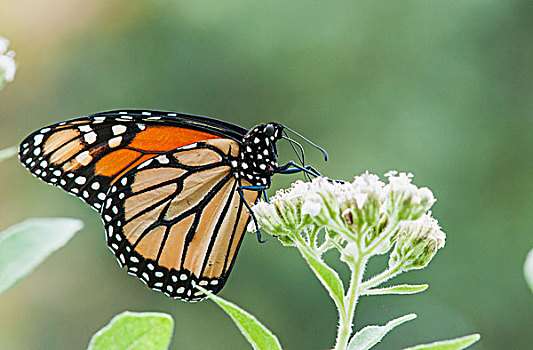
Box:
(333, 255, 368, 350)
(360, 265, 402, 291)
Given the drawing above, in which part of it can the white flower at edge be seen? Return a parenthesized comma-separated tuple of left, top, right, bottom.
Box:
(0, 36, 17, 86)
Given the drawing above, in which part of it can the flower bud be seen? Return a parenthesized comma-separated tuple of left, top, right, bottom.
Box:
(388, 213, 446, 271)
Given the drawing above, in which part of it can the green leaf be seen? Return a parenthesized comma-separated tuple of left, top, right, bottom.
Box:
(347, 313, 417, 350)
(87, 311, 174, 350)
(0, 146, 16, 163)
(401, 334, 481, 350)
(362, 284, 428, 296)
(295, 239, 345, 310)
(524, 248, 533, 293)
(196, 285, 282, 350)
(0, 218, 83, 295)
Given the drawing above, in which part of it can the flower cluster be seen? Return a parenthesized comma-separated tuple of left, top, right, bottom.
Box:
(0, 36, 17, 90)
(249, 171, 444, 265)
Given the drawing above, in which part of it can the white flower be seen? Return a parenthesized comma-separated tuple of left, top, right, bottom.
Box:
(384, 171, 436, 220)
(0, 36, 17, 88)
(301, 194, 323, 217)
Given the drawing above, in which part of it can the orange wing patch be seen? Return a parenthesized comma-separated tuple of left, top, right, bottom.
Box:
(128, 126, 221, 152)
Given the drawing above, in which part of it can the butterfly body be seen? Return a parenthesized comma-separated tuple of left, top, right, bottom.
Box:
(19, 110, 287, 301)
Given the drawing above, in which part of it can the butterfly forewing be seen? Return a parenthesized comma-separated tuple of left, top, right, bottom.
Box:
(18, 110, 247, 211)
(101, 139, 259, 301)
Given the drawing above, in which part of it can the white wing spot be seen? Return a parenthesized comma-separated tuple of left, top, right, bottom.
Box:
(156, 155, 169, 164)
(76, 151, 93, 166)
(84, 131, 97, 144)
(155, 271, 164, 277)
(91, 182, 100, 190)
(108, 136, 122, 148)
(34, 134, 44, 146)
(112, 125, 127, 135)
(79, 125, 92, 132)
(138, 159, 152, 169)
(97, 192, 106, 200)
(75, 176, 86, 185)
(180, 274, 187, 281)
(33, 148, 41, 156)
(142, 111, 151, 115)
(121, 177, 128, 186)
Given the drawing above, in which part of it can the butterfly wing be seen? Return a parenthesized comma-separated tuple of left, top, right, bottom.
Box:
(18, 110, 247, 211)
(100, 139, 259, 302)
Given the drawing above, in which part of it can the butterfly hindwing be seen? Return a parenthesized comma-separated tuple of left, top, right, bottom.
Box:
(100, 139, 259, 301)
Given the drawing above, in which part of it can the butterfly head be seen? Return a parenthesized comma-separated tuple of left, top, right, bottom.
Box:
(237, 123, 284, 187)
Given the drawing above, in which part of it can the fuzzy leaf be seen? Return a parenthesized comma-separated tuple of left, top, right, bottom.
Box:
(196, 285, 282, 350)
(401, 334, 480, 350)
(0, 146, 16, 163)
(88, 311, 173, 350)
(347, 314, 417, 350)
(295, 240, 345, 310)
(362, 284, 428, 296)
(0, 218, 83, 295)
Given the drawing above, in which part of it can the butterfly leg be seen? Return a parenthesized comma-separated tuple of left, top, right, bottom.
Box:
(237, 185, 269, 243)
(274, 161, 323, 177)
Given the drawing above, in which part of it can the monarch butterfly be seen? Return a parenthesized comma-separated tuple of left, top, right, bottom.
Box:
(18, 110, 326, 302)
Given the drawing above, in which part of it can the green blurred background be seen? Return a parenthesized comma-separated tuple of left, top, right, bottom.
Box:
(1, 1, 532, 349)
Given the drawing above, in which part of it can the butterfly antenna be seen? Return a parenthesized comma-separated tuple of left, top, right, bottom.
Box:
(283, 125, 328, 161)
(282, 132, 305, 166)
(282, 132, 311, 181)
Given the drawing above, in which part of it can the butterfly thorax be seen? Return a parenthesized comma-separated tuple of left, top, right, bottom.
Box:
(232, 123, 283, 187)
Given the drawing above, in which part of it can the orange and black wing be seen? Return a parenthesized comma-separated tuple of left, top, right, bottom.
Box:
(18, 110, 247, 211)
(100, 139, 259, 302)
